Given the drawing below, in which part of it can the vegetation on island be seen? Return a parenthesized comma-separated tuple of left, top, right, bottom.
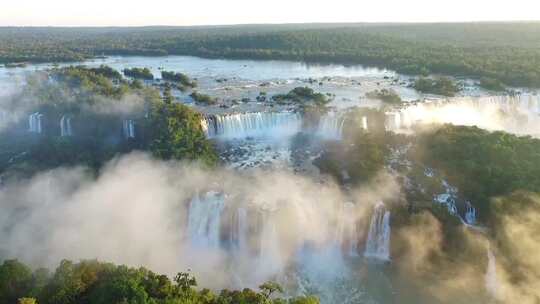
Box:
(190, 91, 217, 105)
(366, 89, 402, 104)
(413, 77, 460, 97)
(272, 87, 330, 108)
(123, 67, 154, 80)
(0, 259, 319, 304)
(0, 65, 217, 177)
(2, 23, 540, 87)
(161, 71, 197, 88)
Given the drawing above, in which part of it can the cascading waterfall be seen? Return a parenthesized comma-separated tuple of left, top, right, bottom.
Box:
(361, 116, 368, 131)
(60, 115, 73, 137)
(28, 112, 43, 133)
(231, 207, 248, 252)
(336, 202, 360, 256)
(123, 119, 136, 139)
(187, 191, 225, 248)
(397, 94, 540, 135)
(465, 201, 477, 225)
(182, 191, 392, 302)
(317, 111, 347, 140)
(257, 212, 284, 276)
(364, 202, 391, 261)
(202, 111, 302, 139)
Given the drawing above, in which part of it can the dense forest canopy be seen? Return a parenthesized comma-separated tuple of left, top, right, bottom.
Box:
(1, 23, 540, 87)
(0, 259, 318, 304)
(415, 125, 540, 222)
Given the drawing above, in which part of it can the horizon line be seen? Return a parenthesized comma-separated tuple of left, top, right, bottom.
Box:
(1, 20, 540, 28)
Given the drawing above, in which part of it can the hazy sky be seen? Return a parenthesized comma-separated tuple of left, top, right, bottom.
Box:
(2, 0, 540, 26)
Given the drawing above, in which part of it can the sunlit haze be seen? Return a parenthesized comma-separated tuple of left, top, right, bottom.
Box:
(2, 0, 540, 26)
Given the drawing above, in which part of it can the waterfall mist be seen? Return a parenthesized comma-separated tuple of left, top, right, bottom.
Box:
(399, 95, 540, 136)
(0, 152, 398, 291)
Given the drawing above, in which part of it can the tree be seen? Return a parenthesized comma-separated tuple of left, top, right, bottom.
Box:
(259, 281, 283, 299)
(0, 260, 33, 304)
(148, 101, 218, 166)
(163, 83, 173, 104)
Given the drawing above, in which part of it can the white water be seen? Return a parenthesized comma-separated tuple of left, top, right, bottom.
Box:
(336, 202, 360, 256)
(398, 94, 540, 136)
(317, 111, 347, 140)
(364, 202, 391, 261)
(60, 115, 73, 137)
(184, 191, 371, 284)
(28, 112, 43, 133)
(187, 191, 225, 248)
(123, 119, 136, 139)
(202, 112, 302, 139)
(362, 116, 368, 131)
(465, 201, 477, 225)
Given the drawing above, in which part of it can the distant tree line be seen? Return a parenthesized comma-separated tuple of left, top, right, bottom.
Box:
(1, 23, 540, 87)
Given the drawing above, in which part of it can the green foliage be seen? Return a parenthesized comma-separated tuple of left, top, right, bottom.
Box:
(162, 71, 196, 88)
(413, 77, 459, 96)
(366, 89, 402, 104)
(315, 133, 387, 184)
(0, 259, 319, 304)
(272, 87, 330, 108)
(148, 101, 217, 166)
(51, 65, 130, 99)
(416, 125, 540, 222)
(190, 91, 217, 105)
(89, 65, 124, 80)
(123, 67, 154, 80)
(0, 260, 34, 304)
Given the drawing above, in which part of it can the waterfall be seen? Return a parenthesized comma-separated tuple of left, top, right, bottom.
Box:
(187, 191, 225, 248)
(384, 112, 401, 131)
(60, 115, 73, 137)
(231, 207, 249, 252)
(202, 111, 302, 139)
(361, 116, 368, 131)
(317, 111, 346, 140)
(336, 202, 359, 256)
(398, 94, 540, 135)
(123, 119, 136, 139)
(364, 202, 391, 261)
(485, 246, 503, 300)
(257, 212, 284, 276)
(465, 201, 477, 225)
(28, 112, 43, 133)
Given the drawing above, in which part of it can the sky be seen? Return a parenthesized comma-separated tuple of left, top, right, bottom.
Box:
(1, 0, 540, 26)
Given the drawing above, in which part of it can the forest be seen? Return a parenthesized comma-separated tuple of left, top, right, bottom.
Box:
(1, 23, 540, 87)
(0, 259, 318, 304)
(415, 125, 540, 223)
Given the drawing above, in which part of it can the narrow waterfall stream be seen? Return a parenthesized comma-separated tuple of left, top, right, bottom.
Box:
(60, 115, 73, 137)
(364, 202, 391, 261)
